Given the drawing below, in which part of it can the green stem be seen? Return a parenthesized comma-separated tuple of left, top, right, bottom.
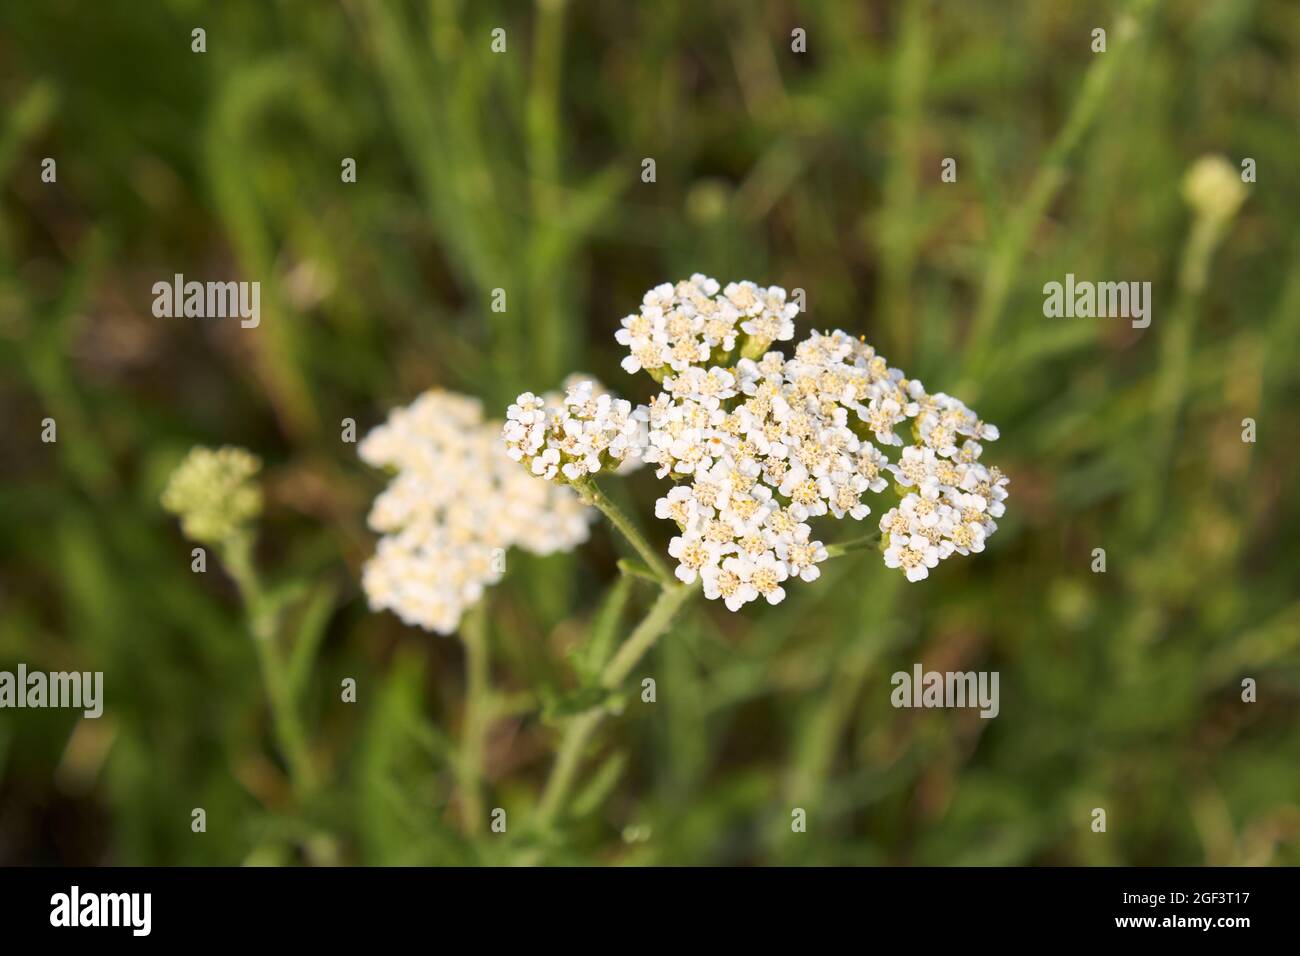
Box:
(877, 0, 928, 362)
(615, 559, 663, 584)
(458, 603, 491, 835)
(600, 583, 696, 687)
(535, 581, 696, 829)
(251, 632, 318, 796)
(778, 573, 902, 859)
(534, 710, 603, 834)
(222, 533, 318, 797)
(526, 0, 568, 383)
(825, 530, 882, 558)
(1135, 208, 1238, 532)
(965, 0, 1158, 375)
(576, 477, 674, 585)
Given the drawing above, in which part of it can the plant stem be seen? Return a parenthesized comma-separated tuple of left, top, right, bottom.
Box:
(825, 530, 882, 558)
(457, 603, 491, 835)
(877, 0, 928, 363)
(786, 573, 903, 826)
(222, 533, 318, 798)
(526, 0, 569, 385)
(251, 628, 318, 797)
(534, 711, 602, 834)
(600, 583, 696, 688)
(576, 477, 674, 585)
(965, 0, 1157, 376)
(1135, 206, 1239, 532)
(615, 559, 662, 584)
(534, 515, 878, 831)
(535, 581, 696, 829)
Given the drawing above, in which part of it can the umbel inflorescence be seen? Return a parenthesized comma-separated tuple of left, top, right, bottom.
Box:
(507, 276, 1009, 611)
(358, 390, 593, 634)
(161, 445, 263, 545)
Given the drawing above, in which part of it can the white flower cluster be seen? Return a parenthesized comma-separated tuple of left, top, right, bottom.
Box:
(360, 390, 593, 634)
(503, 375, 647, 482)
(877, 447, 1009, 582)
(506, 275, 1009, 610)
(615, 274, 799, 376)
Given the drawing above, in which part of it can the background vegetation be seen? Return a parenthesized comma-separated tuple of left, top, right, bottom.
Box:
(1, 0, 1297, 866)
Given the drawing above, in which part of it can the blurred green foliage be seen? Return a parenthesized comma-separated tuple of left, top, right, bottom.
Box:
(1, 0, 1297, 866)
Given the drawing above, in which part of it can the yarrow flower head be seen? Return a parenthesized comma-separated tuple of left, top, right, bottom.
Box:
(507, 276, 1010, 610)
(504, 375, 647, 483)
(360, 390, 593, 635)
(161, 445, 263, 545)
(614, 274, 799, 380)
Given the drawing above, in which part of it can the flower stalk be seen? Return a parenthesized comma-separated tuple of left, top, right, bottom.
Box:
(575, 477, 674, 586)
(535, 579, 696, 829)
(160, 446, 319, 799)
(535, 525, 872, 834)
(823, 530, 882, 558)
(223, 532, 318, 798)
(457, 604, 491, 834)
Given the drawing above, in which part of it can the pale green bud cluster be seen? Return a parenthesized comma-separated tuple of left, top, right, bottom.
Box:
(161, 445, 263, 545)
